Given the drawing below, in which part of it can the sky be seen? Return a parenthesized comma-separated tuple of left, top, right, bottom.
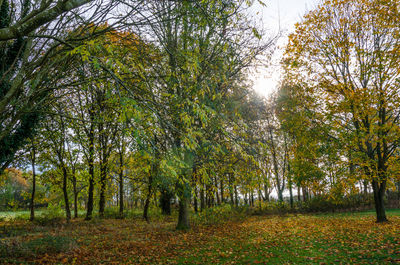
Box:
(252, 0, 319, 97)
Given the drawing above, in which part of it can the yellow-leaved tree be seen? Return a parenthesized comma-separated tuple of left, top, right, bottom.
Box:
(284, 0, 400, 222)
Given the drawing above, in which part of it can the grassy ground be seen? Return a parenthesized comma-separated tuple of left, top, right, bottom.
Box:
(0, 209, 399, 264)
(0, 210, 42, 221)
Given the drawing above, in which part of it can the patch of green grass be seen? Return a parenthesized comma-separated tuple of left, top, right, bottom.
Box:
(0, 209, 48, 221)
(315, 208, 400, 219)
(0, 210, 31, 221)
(171, 210, 400, 264)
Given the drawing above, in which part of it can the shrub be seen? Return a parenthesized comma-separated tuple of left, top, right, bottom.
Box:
(34, 204, 64, 226)
(103, 207, 123, 219)
(13, 212, 30, 221)
(192, 204, 248, 225)
(0, 235, 77, 260)
(302, 196, 335, 212)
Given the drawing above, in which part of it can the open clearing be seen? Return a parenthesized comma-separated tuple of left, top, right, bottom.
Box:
(1, 210, 399, 264)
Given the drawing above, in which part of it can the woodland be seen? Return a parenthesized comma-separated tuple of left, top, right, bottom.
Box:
(0, 0, 400, 264)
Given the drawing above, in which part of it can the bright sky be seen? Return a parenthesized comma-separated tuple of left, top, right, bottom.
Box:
(252, 0, 319, 97)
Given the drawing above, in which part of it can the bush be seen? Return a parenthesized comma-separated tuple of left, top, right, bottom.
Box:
(0, 235, 77, 260)
(250, 193, 376, 215)
(192, 204, 248, 225)
(101, 206, 164, 220)
(261, 200, 291, 213)
(302, 196, 335, 212)
(103, 207, 123, 219)
(34, 204, 64, 226)
(13, 212, 30, 221)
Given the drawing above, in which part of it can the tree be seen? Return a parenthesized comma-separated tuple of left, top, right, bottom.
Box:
(142, 0, 271, 230)
(42, 104, 73, 221)
(0, 168, 29, 209)
(284, 0, 400, 222)
(0, 0, 143, 172)
(0, 0, 92, 41)
(0, 0, 94, 172)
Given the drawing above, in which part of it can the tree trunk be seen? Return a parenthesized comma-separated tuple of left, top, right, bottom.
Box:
(302, 186, 307, 202)
(264, 184, 270, 201)
(229, 174, 234, 205)
(85, 120, 95, 221)
(119, 151, 124, 217)
(397, 182, 400, 200)
(215, 177, 220, 205)
(372, 180, 388, 222)
(220, 178, 224, 203)
(288, 162, 293, 208)
(229, 187, 234, 206)
(206, 184, 212, 208)
(160, 189, 172, 215)
(297, 186, 301, 202)
(72, 170, 78, 218)
(193, 185, 198, 213)
(289, 184, 293, 209)
(143, 192, 151, 223)
(29, 150, 36, 222)
(143, 174, 153, 222)
(234, 185, 238, 206)
(200, 181, 205, 212)
(62, 166, 71, 221)
(99, 161, 107, 218)
(176, 177, 191, 230)
(176, 182, 190, 230)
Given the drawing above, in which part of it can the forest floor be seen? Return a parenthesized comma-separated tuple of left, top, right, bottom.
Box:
(0, 209, 399, 264)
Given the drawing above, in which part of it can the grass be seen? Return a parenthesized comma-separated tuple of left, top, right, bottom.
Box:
(0, 209, 399, 264)
(0, 210, 38, 221)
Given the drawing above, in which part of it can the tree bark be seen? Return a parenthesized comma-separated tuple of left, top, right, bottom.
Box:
(62, 166, 71, 221)
(220, 178, 224, 203)
(397, 182, 400, 200)
(193, 185, 198, 213)
(176, 184, 190, 230)
(160, 189, 172, 215)
(143, 192, 151, 223)
(372, 179, 388, 222)
(119, 150, 124, 217)
(297, 186, 301, 202)
(289, 183, 293, 209)
(288, 162, 293, 208)
(85, 113, 95, 221)
(176, 173, 191, 230)
(143, 174, 153, 222)
(98, 157, 107, 218)
(29, 146, 36, 221)
(234, 185, 239, 206)
(0, 0, 92, 41)
(215, 177, 220, 205)
(72, 170, 78, 218)
(200, 181, 205, 211)
(302, 186, 308, 202)
(264, 184, 270, 201)
(229, 187, 234, 206)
